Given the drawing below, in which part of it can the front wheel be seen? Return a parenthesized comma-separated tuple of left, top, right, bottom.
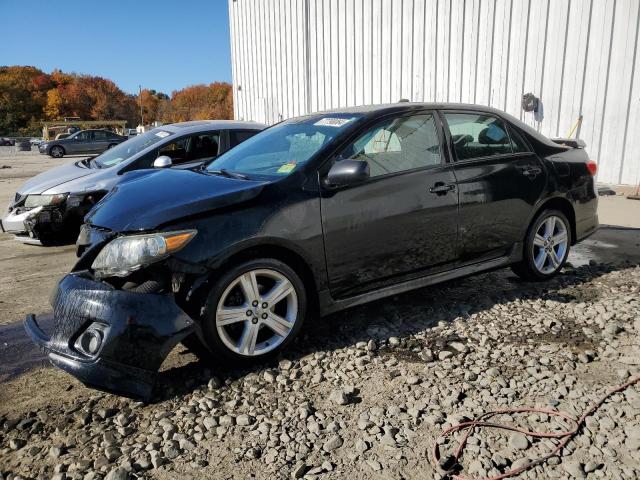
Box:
(49, 146, 64, 158)
(512, 209, 571, 281)
(196, 258, 307, 363)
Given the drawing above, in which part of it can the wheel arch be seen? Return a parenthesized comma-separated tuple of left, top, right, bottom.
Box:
(184, 242, 320, 319)
(529, 196, 577, 245)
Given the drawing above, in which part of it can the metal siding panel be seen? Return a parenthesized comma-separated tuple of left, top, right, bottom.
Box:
(401, 0, 414, 101)
(539, 0, 569, 138)
(581, 0, 615, 177)
(599, 0, 637, 183)
(354, 0, 364, 105)
(448, 0, 464, 103)
(620, 1, 640, 185)
(412, 0, 425, 101)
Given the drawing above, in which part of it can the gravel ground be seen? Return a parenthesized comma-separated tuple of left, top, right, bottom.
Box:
(1, 147, 639, 480)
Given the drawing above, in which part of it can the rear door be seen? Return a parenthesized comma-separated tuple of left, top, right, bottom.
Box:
(441, 111, 547, 262)
(320, 110, 459, 298)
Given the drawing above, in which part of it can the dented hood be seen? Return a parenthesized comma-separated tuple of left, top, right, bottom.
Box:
(85, 168, 268, 231)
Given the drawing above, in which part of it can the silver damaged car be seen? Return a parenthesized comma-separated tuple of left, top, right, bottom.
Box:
(1, 120, 265, 245)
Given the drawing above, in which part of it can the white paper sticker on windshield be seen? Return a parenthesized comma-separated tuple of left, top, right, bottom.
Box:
(155, 131, 170, 138)
(314, 117, 353, 127)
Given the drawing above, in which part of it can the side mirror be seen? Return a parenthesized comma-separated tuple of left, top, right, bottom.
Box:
(153, 155, 172, 168)
(326, 159, 370, 188)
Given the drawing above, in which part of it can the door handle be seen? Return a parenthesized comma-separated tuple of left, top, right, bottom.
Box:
(518, 166, 542, 178)
(429, 182, 456, 195)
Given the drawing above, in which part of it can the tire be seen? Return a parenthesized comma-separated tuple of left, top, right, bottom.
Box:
(512, 209, 572, 281)
(49, 146, 65, 158)
(195, 258, 307, 364)
(107, 143, 117, 149)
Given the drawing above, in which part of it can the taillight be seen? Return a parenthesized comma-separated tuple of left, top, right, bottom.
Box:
(586, 161, 597, 176)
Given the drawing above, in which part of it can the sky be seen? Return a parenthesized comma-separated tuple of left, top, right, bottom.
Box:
(0, 0, 232, 95)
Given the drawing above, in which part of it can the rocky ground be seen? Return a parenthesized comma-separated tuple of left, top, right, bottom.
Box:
(1, 261, 639, 480)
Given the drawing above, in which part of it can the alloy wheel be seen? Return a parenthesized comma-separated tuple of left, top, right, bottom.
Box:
(215, 268, 298, 356)
(51, 146, 63, 158)
(532, 215, 569, 274)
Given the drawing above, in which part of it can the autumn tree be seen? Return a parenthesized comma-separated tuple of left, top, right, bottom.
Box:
(169, 82, 233, 123)
(0, 65, 233, 135)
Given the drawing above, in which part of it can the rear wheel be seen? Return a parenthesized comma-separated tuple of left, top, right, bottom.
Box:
(512, 209, 571, 281)
(50, 146, 64, 158)
(196, 258, 307, 363)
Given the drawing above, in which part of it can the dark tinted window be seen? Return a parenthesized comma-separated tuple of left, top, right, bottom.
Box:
(188, 132, 220, 161)
(107, 132, 121, 139)
(445, 113, 512, 160)
(340, 114, 442, 177)
(229, 130, 259, 148)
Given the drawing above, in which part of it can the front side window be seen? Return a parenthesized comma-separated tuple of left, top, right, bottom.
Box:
(158, 137, 189, 163)
(206, 114, 363, 179)
(445, 113, 513, 161)
(339, 114, 442, 177)
(75, 131, 89, 141)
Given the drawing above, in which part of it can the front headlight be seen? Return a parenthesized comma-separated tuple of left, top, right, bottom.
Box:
(91, 230, 197, 278)
(24, 193, 68, 208)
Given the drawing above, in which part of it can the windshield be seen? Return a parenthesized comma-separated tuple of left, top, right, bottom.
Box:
(94, 129, 174, 168)
(205, 114, 362, 179)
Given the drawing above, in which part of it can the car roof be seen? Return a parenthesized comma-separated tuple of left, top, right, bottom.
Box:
(305, 101, 561, 149)
(159, 120, 267, 135)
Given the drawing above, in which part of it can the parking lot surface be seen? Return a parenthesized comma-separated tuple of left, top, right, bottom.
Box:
(1, 148, 639, 479)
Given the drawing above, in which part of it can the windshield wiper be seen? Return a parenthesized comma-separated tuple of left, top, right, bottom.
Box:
(208, 169, 249, 180)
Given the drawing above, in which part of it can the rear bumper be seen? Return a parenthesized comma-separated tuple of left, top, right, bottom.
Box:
(575, 213, 599, 243)
(24, 273, 194, 399)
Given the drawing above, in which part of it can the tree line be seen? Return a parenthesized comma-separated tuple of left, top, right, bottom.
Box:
(0, 66, 233, 136)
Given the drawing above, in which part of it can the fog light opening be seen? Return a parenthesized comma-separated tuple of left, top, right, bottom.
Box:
(74, 327, 105, 356)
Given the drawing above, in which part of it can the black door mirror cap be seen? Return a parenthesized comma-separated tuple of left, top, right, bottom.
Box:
(326, 159, 370, 188)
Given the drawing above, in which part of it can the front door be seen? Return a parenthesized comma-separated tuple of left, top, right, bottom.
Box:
(320, 111, 459, 299)
(69, 131, 91, 154)
(441, 111, 547, 262)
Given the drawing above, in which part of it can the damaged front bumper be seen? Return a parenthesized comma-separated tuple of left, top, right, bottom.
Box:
(24, 272, 194, 399)
(1, 206, 46, 244)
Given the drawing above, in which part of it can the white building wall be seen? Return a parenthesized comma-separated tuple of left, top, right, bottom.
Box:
(229, 0, 640, 185)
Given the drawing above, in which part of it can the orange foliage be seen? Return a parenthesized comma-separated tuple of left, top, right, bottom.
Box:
(0, 66, 233, 135)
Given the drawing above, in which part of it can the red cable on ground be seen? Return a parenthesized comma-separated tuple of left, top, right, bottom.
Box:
(431, 376, 640, 480)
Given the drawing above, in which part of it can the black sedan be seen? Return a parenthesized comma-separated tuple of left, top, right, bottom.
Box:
(38, 129, 127, 158)
(25, 102, 599, 398)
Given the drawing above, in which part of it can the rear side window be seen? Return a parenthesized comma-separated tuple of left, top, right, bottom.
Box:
(508, 127, 531, 153)
(340, 114, 442, 177)
(229, 129, 259, 148)
(444, 113, 513, 160)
